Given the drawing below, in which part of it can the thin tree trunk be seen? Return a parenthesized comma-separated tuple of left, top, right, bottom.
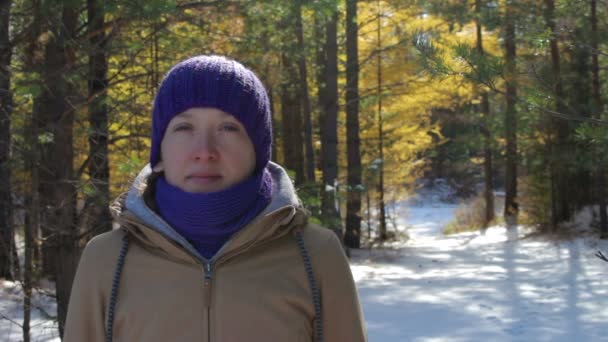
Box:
(37, 11, 55, 279)
(366, 188, 371, 241)
(23, 7, 43, 331)
(316, 5, 341, 233)
(481, 96, 494, 226)
(503, 0, 518, 225)
(35, 3, 79, 335)
(344, 0, 362, 248)
(0, 0, 15, 280)
(295, 0, 315, 183)
(475, 0, 494, 228)
(545, 0, 570, 231)
(152, 21, 160, 92)
(280, 51, 304, 184)
(590, 0, 607, 238)
(268, 85, 278, 162)
(23, 220, 32, 342)
(23, 119, 40, 342)
(278, 4, 304, 184)
(376, 0, 387, 240)
(86, 0, 112, 238)
(25, 0, 42, 280)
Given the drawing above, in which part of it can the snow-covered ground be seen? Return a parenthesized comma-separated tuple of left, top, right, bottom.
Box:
(352, 194, 608, 342)
(0, 279, 59, 341)
(1, 189, 608, 341)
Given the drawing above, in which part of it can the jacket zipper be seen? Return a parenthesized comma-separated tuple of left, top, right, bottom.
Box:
(203, 262, 213, 342)
(121, 208, 302, 341)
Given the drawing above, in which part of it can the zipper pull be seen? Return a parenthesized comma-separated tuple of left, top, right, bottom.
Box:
(203, 263, 213, 308)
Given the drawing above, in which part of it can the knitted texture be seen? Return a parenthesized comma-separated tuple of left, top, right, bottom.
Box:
(155, 169, 272, 259)
(150, 55, 272, 172)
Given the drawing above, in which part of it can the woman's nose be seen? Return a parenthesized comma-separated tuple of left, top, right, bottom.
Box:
(191, 133, 219, 161)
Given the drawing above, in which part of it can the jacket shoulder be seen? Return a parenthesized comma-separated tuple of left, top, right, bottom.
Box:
(84, 229, 127, 259)
(78, 229, 128, 277)
(298, 222, 343, 256)
(64, 230, 126, 342)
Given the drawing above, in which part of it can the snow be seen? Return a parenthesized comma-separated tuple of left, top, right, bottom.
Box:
(0, 279, 59, 341)
(1, 188, 607, 341)
(351, 192, 608, 342)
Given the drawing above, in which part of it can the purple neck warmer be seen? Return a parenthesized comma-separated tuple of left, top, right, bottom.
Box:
(154, 169, 273, 260)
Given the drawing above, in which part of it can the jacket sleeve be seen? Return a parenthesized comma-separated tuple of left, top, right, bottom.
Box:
(63, 233, 114, 342)
(315, 230, 367, 342)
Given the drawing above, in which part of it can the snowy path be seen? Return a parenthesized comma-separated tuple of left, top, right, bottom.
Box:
(351, 200, 608, 342)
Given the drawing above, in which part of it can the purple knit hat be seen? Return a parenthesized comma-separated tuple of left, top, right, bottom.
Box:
(150, 55, 272, 172)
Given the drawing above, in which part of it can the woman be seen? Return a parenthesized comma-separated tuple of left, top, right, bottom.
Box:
(64, 55, 366, 342)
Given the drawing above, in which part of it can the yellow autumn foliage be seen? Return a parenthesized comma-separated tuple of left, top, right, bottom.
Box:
(343, 1, 499, 203)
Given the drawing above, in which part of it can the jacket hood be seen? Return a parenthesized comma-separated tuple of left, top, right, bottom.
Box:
(109, 162, 307, 263)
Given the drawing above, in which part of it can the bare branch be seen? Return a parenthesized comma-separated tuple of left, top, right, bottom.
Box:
(596, 250, 608, 263)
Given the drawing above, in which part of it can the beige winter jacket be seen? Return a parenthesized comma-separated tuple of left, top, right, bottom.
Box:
(64, 163, 366, 342)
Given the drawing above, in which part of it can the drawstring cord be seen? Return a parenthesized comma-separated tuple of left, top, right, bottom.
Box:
(294, 230, 323, 342)
(106, 233, 130, 342)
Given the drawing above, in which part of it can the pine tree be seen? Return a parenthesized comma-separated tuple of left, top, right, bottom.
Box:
(345, 0, 362, 248)
(0, 0, 15, 280)
(503, 0, 519, 226)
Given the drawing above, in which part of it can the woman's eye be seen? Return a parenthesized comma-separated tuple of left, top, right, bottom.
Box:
(173, 124, 192, 132)
(220, 124, 239, 132)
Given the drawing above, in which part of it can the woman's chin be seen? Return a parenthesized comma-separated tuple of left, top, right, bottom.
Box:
(182, 177, 227, 193)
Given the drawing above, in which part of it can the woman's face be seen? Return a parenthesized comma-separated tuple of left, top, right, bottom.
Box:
(157, 107, 256, 193)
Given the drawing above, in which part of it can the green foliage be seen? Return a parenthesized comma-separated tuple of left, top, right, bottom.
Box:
(297, 182, 323, 225)
(451, 43, 503, 86)
(117, 154, 144, 180)
(112, 0, 177, 19)
(414, 33, 451, 78)
(518, 175, 552, 231)
(37, 132, 54, 145)
(575, 122, 608, 147)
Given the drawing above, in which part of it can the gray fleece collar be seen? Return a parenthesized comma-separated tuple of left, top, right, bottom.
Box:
(124, 162, 300, 260)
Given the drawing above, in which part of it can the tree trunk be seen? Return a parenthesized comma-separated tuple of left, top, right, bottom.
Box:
(23, 118, 40, 342)
(0, 0, 15, 280)
(321, 8, 342, 235)
(544, 0, 570, 231)
(23, 4, 42, 334)
(86, 0, 112, 238)
(268, 85, 278, 162)
(475, 0, 495, 228)
(503, 0, 518, 225)
(481, 95, 494, 227)
(590, 0, 607, 238)
(295, 0, 315, 183)
(344, 0, 362, 248)
(23, 0, 41, 280)
(376, 0, 387, 240)
(318, 6, 341, 233)
(35, 3, 79, 335)
(366, 188, 372, 241)
(280, 51, 304, 185)
(566, 28, 594, 209)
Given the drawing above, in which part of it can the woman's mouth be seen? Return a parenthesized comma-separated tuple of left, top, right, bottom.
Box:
(186, 174, 222, 184)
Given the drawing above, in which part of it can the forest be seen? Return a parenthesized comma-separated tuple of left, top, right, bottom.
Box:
(0, 0, 607, 340)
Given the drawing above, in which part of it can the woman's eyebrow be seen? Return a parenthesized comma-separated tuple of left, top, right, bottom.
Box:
(175, 112, 193, 118)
